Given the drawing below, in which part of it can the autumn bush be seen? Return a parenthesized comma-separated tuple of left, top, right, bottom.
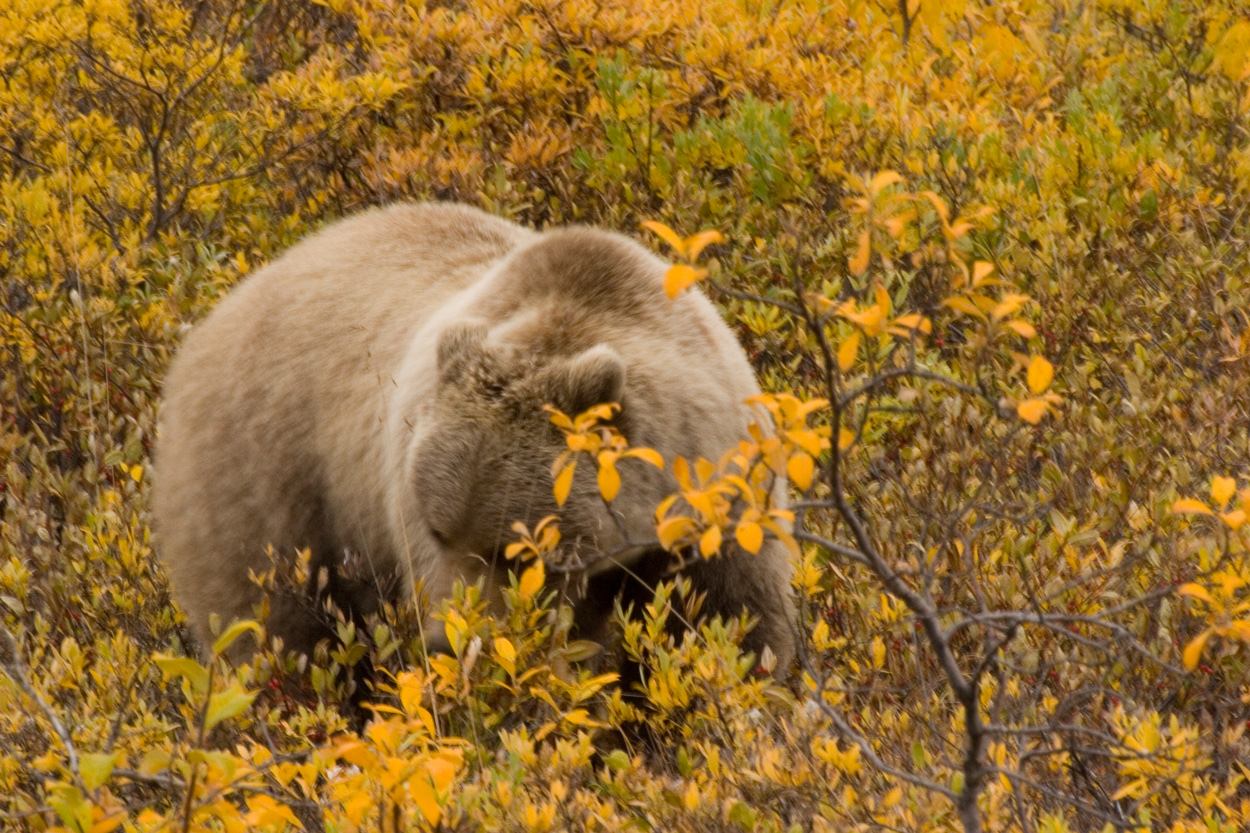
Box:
(2, 0, 1249, 831)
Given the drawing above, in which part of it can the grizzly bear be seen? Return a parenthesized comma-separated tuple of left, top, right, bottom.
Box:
(154, 203, 796, 670)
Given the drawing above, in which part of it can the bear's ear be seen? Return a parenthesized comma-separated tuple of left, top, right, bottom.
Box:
(548, 344, 626, 417)
(437, 321, 489, 384)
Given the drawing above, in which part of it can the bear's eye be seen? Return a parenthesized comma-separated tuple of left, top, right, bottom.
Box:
(429, 528, 449, 547)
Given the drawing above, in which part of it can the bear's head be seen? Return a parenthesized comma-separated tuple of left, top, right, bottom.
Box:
(403, 321, 663, 581)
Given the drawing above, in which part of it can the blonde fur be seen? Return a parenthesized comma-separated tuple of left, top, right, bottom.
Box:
(154, 203, 795, 667)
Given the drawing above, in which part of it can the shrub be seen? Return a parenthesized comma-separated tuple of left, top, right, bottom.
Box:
(2, 1, 1248, 831)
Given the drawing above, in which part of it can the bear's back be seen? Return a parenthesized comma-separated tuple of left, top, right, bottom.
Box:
(154, 204, 530, 640)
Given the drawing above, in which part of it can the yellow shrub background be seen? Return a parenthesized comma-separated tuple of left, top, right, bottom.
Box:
(2, 0, 1248, 831)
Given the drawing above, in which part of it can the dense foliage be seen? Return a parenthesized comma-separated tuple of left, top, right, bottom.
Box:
(2, 0, 1248, 830)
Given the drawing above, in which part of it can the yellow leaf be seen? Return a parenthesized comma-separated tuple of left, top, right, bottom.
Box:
(838, 331, 860, 371)
(1016, 398, 1048, 424)
(972, 261, 995, 286)
(657, 516, 697, 549)
(210, 620, 261, 658)
(426, 751, 463, 791)
(1170, 499, 1214, 517)
(129, 464, 143, 483)
(663, 264, 706, 298)
(945, 220, 972, 240)
(889, 313, 931, 335)
(736, 522, 764, 554)
(563, 708, 607, 728)
(92, 808, 127, 833)
(699, 524, 722, 557)
(838, 427, 855, 450)
(410, 776, 442, 825)
(545, 406, 574, 430)
(204, 683, 257, 732)
(1215, 20, 1250, 81)
(641, 220, 685, 256)
(787, 452, 815, 490)
(1007, 320, 1037, 339)
(552, 461, 576, 507)
(843, 303, 886, 335)
(1026, 355, 1054, 395)
(685, 229, 724, 261)
(494, 637, 516, 674)
(918, 190, 949, 223)
(941, 296, 987, 319)
(1211, 475, 1237, 507)
(1182, 632, 1211, 671)
(597, 455, 621, 501)
(849, 230, 870, 276)
(1111, 777, 1148, 802)
(624, 447, 664, 468)
(991, 293, 1029, 319)
(518, 561, 545, 601)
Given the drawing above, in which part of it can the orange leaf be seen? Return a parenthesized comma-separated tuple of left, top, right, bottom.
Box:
(664, 264, 705, 298)
(849, 230, 870, 276)
(1182, 631, 1211, 671)
(1211, 475, 1237, 507)
(685, 229, 724, 261)
(869, 170, 904, 196)
(873, 284, 891, 318)
(1177, 583, 1213, 603)
(837, 331, 860, 371)
(624, 447, 664, 468)
(787, 452, 815, 490)
(552, 462, 576, 507)
(1026, 355, 1054, 395)
(1016, 398, 1048, 424)
(641, 220, 685, 256)
(1221, 508, 1246, 530)
(1171, 499, 1214, 516)
(699, 524, 722, 557)
(518, 561, 545, 601)
(889, 313, 931, 335)
(597, 455, 621, 501)
(736, 522, 764, 554)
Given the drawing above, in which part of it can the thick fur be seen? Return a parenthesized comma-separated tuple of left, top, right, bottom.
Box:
(154, 203, 796, 668)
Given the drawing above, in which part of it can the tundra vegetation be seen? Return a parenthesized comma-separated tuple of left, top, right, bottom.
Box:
(1, 0, 1248, 831)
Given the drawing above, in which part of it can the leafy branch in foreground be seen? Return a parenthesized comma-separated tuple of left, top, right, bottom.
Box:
(646, 175, 1235, 831)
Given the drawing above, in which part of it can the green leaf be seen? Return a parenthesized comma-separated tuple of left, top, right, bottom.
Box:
(79, 752, 118, 791)
(48, 783, 90, 833)
(603, 749, 631, 771)
(729, 802, 756, 830)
